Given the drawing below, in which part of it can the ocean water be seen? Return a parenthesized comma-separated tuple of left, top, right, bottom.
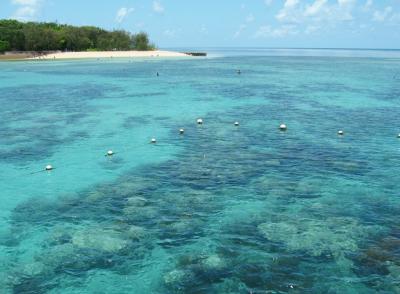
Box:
(0, 50, 400, 293)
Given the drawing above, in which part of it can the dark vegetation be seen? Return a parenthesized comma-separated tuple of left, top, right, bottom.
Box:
(0, 19, 155, 53)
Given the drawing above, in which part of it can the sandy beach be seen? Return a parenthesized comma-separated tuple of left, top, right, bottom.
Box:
(29, 50, 189, 60)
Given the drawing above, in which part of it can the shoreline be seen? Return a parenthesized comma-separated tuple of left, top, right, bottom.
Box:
(30, 50, 189, 60)
(0, 50, 191, 61)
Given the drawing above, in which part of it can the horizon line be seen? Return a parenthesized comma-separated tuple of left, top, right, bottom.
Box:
(163, 47, 400, 51)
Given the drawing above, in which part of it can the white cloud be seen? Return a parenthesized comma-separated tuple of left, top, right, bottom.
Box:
(276, 0, 356, 24)
(13, 6, 36, 19)
(246, 13, 255, 23)
(164, 29, 176, 37)
(365, 0, 373, 9)
(305, 25, 320, 34)
(233, 13, 255, 39)
(234, 24, 247, 38)
(390, 13, 400, 24)
(254, 26, 271, 38)
(308, 0, 355, 21)
(265, 0, 273, 6)
(115, 7, 134, 23)
(11, 0, 41, 20)
(338, 0, 356, 7)
(373, 6, 393, 22)
(254, 24, 298, 38)
(276, 0, 301, 23)
(153, 1, 164, 13)
(12, 0, 38, 5)
(337, 0, 356, 20)
(269, 0, 361, 38)
(284, 0, 299, 9)
(304, 0, 327, 17)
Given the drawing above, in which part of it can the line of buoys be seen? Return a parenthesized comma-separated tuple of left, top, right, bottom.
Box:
(33, 117, 399, 176)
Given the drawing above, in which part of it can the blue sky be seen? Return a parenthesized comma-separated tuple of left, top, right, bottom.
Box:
(1, 0, 399, 48)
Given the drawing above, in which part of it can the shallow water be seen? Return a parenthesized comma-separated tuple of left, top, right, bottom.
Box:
(1, 52, 400, 293)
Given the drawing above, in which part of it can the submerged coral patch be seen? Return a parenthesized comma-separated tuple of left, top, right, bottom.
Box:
(2, 56, 400, 293)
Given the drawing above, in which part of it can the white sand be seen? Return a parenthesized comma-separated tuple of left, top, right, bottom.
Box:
(30, 50, 188, 60)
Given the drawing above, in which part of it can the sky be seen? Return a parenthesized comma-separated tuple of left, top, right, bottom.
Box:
(0, 0, 399, 49)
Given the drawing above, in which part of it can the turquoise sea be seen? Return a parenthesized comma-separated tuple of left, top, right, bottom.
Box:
(1, 48, 400, 293)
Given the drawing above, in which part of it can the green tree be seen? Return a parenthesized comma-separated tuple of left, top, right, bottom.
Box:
(109, 30, 131, 50)
(0, 19, 156, 52)
(132, 32, 154, 51)
(0, 19, 25, 50)
(23, 24, 43, 50)
(0, 40, 10, 53)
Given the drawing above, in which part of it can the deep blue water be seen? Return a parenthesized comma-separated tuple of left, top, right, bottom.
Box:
(1, 50, 400, 293)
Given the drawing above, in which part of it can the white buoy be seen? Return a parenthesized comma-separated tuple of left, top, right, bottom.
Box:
(45, 165, 53, 171)
(197, 118, 203, 125)
(279, 124, 287, 131)
(179, 128, 185, 134)
(397, 133, 400, 138)
(338, 130, 344, 136)
(151, 138, 157, 144)
(234, 122, 239, 126)
(107, 150, 114, 156)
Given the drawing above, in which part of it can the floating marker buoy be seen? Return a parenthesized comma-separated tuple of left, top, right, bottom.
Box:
(197, 118, 203, 125)
(45, 165, 53, 171)
(397, 133, 400, 138)
(107, 150, 114, 156)
(151, 138, 157, 144)
(237, 69, 241, 74)
(279, 124, 287, 131)
(234, 122, 239, 126)
(338, 130, 344, 136)
(179, 128, 185, 134)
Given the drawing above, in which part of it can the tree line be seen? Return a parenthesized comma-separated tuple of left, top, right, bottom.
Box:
(0, 19, 155, 53)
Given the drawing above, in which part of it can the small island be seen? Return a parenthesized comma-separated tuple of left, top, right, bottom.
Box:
(0, 19, 194, 60)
